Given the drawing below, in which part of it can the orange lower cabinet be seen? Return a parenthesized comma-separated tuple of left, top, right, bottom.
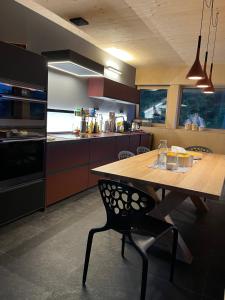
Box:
(46, 165, 89, 206)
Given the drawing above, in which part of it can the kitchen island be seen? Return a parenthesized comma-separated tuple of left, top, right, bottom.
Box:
(46, 132, 152, 206)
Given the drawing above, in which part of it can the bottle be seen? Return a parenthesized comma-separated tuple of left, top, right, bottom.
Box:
(89, 119, 94, 134)
(93, 119, 98, 133)
(157, 140, 168, 168)
(80, 108, 86, 134)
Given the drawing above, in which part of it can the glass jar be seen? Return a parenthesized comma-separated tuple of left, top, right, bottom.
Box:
(166, 152, 178, 170)
(157, 140, 168, 168)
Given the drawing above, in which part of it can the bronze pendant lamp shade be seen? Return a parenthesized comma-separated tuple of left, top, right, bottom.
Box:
(186, 1, 205, 80)
(196, 51, 210, 88)
(186, 36, 205, 80)
(203, 63, 215, 93)
(203, 9, 219, 94)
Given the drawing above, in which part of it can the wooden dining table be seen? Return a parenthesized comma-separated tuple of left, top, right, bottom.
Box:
(92, 150, 225, 264)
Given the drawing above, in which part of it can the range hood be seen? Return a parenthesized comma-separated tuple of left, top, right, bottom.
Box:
(42, 49, 104, 78)
(88, 77, 140, 105)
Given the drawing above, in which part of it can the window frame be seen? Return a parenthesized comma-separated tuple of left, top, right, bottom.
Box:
(177, 86, 225, 132)
(138, 85, 169, 127)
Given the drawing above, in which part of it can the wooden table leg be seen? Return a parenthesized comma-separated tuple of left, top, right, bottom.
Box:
(131, 184, 193, 264)
(190, 195, 209, 213)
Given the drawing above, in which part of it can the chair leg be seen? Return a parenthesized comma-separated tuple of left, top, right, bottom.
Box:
(170, 227, 178, 282)
(128, 234, 148, 300)
(82, 225, 109, 286)
(121, 234, 126, 258)
(162, 188, 166, 200)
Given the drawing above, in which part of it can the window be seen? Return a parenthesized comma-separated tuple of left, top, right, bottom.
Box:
(179, 88, 225, 129)
(140, 89, 168, 124)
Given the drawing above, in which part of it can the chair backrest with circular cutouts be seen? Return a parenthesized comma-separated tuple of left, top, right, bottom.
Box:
(137, 146, 150, 155)
(185, 145, 213, 153)
(118, 150, 135, 160)
(98, 179, 155, 230)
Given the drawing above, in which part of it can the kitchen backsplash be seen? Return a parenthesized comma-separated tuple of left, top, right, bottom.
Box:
(47, 69, 135, 120)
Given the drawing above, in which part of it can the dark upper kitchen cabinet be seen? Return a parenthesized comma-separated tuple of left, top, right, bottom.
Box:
(88, 78, 140, 104)
(0, 41, 47, 90)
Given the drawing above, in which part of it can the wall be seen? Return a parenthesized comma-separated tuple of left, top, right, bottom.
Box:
(0, 0, 136, 87)
(136, 64, 225, 86)
(136, 64, 225, 154)
(48, 69, 135, 117)
(142, 127, 225, 155)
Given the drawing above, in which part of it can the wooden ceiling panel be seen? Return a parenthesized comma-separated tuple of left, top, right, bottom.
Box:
(33, 0, 225, 66)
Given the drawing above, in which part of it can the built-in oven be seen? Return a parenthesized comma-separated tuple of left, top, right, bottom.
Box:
(0, 138, 45, 191)
(0, 82, 47, 132)
(0, 82, 47, 191)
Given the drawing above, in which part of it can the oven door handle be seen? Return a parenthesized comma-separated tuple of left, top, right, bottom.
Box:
(0, 137, 46, 143)
(0, 95, 47, 103)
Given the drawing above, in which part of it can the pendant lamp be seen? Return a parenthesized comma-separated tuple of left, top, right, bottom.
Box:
(186, 1, 205, 80)
(203, 63, 215, 93)
(196, 51, 210, 88)
(203, 10, 219, 94)
(196, 1, 214, 88)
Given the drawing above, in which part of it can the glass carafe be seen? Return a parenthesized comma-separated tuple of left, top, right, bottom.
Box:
(157, 140, 168, 168)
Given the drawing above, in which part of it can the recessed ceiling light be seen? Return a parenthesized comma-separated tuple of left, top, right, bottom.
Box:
(105, 48, 133, 62)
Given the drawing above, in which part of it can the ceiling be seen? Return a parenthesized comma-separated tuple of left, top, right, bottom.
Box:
(27, 0, 225, 67)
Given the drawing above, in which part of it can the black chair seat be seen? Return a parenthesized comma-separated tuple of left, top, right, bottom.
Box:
(82, 179, 178, 300)
(131, 215, 173, 237)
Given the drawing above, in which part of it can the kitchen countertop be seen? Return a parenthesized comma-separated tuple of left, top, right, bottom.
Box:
(47, 131, 146, 143)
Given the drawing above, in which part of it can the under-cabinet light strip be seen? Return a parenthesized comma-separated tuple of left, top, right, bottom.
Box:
(48, 60, 104, 77)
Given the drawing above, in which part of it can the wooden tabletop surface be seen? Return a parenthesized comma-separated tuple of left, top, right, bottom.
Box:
(92, 150, 225, 200)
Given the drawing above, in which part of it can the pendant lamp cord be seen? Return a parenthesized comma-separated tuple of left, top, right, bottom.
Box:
(211, 12, 219, 61)
(199, 0, 205, 35)
(206, 1, 213, 51)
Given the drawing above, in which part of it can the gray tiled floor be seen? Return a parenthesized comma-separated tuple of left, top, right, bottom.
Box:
(0, 187, 224, 300)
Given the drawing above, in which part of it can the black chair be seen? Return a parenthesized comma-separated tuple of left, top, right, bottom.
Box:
(186, 146, 212, 203)
(137, 146, 150, 155)
(118, 150, 135, 160)
(185, 145, 213, 153)
(82, 179, 178, 300)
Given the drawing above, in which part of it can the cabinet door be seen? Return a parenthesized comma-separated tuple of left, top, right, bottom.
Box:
(0, 41, 47, 90)
(115, 135, 130, 160)
(46, 166, 89, 206)
(90, 137, 116, 163)
(0, 180, 45, 225)
(88, 161, 105, 188)
(129, 135, 140, 154)
(140, 134, 153, 149)
(47, 140, 90, 173)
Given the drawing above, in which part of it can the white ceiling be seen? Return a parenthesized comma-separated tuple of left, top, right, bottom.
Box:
(27, 0, 225, 67)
